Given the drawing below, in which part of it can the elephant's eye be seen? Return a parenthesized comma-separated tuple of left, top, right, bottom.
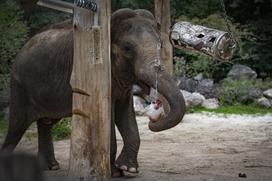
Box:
(123, 42, 135, 56)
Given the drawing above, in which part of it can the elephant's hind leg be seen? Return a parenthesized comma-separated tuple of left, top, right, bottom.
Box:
(37, 118, 60, 170)
(1, 79, 32, 153)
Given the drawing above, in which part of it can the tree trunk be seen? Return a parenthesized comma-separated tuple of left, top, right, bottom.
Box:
(68, 0, 111, 180)
(154, 0, 173, 75)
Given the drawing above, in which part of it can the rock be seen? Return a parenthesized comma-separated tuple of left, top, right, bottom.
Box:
(191, 92, 205, 106)
(238, 173, 247, 178)
(227, 64, 257, 80)
(180, 90, 192, 107)
(202, 98, 219, 109)
(180, 90, 205, 107)
(238, 87, 263, 103)
(255, 97, 271, 108)
(199, 78, 214, 87)
(177, 77, 198, 93)
(133, 96, 147, 115)
(194, 73, 203, 81)
(263, 89, 272, 99)
(177, 76, 220, 99)
(248, 88, 263, 99)
(196, 79, 216, 98)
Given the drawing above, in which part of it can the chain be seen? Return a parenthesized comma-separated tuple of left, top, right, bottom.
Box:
(154, 43, 161, 100)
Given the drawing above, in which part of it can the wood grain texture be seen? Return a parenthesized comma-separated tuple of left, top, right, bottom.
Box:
(69, 0, 111, 180)
(155, 0, 173, 75)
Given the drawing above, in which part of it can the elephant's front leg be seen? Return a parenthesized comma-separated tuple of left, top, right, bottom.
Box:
(110, 103, 123, 178)
(115, 94, 140, 177)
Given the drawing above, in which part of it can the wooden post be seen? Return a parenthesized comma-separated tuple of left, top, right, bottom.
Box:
(154, 0, 173, 75)
(68, 0, 111, 180)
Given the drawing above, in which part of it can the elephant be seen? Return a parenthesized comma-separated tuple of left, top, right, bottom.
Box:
(1, 8, 186, 177)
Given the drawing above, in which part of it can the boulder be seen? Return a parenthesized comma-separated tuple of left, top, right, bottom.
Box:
(255, 97, 271, 108)
(196, 79, 217, 98)
(263, 89, 272, 99)
(238, 87, 263, 103)
(248, 88, 263, 99)
(133, 96, 147, 115)
(191, 92, 205, 106)
(202, 98, 219, 109)
(227, 64, 257, 80)
(177, 77, 198, 93)
(180, 90, 192, 107)
(180, 90, 205, 107)
(194, 73, 203, 81)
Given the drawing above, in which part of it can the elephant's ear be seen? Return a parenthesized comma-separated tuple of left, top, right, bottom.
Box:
(134, 9, 155, 21)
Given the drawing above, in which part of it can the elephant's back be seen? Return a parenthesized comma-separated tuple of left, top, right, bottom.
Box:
(11, 22, 74, 118)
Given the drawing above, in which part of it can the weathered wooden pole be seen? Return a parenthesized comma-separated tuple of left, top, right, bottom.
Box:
(154, 0, 173, 75)
(68, 0, 111, 180)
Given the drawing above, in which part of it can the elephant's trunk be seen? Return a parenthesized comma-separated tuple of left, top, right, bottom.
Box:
(137, 65, 186, 132)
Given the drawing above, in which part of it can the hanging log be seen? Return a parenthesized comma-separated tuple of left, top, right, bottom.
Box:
(68, 0, 111, 180)
(154, 0, 173, 75)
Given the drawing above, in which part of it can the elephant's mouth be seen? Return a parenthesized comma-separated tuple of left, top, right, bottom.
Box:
(137, 66, 186, 132)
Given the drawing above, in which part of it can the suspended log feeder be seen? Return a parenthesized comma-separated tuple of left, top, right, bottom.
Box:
(170, 21, 237, 61)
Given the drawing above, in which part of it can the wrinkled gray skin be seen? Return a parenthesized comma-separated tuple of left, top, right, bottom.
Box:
(1, 9, 185, 177)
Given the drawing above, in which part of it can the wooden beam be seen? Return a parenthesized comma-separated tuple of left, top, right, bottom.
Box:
(154, 0, 173, 75)
(68, 0, 111, 180)
(37, 0, 73, 13)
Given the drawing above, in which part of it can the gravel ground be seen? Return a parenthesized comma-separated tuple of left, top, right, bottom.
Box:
(1, 113, 272, 181)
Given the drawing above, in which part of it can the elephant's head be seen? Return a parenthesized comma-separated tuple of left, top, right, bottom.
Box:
(111, 8, 185, 132)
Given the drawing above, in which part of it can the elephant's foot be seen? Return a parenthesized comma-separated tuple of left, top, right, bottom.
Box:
(44, 160, 60, 170)
(39, 155, 60, 170)
(111, 165, 123, 178)
(115, 153, 139, 177)
(43, 160, 60, 170)
(47, 161, 60, 170)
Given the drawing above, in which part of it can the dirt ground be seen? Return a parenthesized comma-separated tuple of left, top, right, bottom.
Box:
(1, 113, 272, 181)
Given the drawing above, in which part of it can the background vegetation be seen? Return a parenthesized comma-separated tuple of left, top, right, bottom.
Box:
(0, 0, 271, 77)
(0, 0, 271, 139)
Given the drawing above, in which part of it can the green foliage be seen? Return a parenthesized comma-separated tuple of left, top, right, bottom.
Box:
(187, 104, 272, 115)
(0, 115, 71, 140)
(0, 113, 8, 136)
(171, 0, 221, 21)
(219, 77, 272, 104)
(225, 0, 272, 77)
(52, 118, 71, 140)
(0, 0, 29, 73)
(27, 7, 71, 34)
